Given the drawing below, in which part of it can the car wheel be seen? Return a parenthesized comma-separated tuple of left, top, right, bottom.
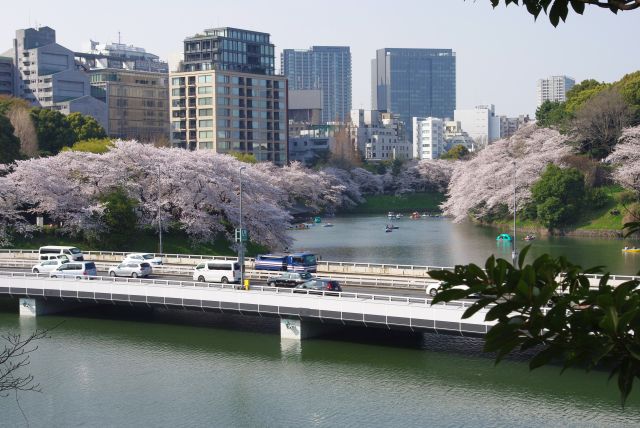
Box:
(75, 276, 81, 280)
(51, 275, 57, 278)
(267, 281, 275, 287)
(429, 288, 438, 297)
(221, 276, 228, 284)
(109, 271, 116, 277)
(33, 269, 39, 274)
(131, 272, 138, 278)
(198, 275, 206, 282)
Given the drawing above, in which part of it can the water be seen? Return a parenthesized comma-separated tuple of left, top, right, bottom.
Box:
(2, 215, 640, 426)
(290, 215, 640, 275)
(0, 307, 638, 427)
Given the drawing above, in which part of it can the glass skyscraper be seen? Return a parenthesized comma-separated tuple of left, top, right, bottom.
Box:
(371, 48, 456, 140)
(281, 46, 351, 123)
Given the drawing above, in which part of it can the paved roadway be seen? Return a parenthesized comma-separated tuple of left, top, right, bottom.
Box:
(0, 266, 429, 299)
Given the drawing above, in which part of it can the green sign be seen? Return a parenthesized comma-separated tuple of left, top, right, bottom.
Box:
(235, 228, 248, 243)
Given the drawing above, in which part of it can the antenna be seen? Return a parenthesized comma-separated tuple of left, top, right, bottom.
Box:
(118, 31, 121, 44)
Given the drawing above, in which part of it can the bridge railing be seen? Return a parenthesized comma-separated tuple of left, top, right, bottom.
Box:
(0, 270, 478, 310)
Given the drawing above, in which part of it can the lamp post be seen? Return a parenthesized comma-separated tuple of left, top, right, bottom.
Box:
(239, 166, 247, 286)
(512, 160, 518, 265)
(157, 165, 163, 255)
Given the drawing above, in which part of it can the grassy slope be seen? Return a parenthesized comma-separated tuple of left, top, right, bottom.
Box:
(7, 229, 267, 257)
(346, 192, 445, 214)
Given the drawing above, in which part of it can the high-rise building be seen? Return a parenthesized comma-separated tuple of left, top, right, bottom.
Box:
(454, 105, 501, 148)
(412, 117, 445, 160)
(170, 28, 287, 164)
(76, 41, 169, 141)
(0, 56, 14, 96)
(281, 46, 351, 123)
(498, 114, 530, 139)
(536, 75, 575, 107)
(371, 48, 456, 140)
(349, 109, 411, 161)
(9, 27, 107, 129)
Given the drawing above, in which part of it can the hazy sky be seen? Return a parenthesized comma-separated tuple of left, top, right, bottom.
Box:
(3, 0, 639, 116)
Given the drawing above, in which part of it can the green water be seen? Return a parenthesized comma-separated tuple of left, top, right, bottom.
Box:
(0, 305, 638, 427)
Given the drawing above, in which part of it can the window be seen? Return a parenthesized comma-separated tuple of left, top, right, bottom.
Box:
(198, 75, 212, 83)
(217, 75, 229, 83)
(199, 130, 213, 139)
(199, 119, 213, 127)
(198, 108, 213, 116)
(198, 97, 213, 105)
(198, 86, 213, 94)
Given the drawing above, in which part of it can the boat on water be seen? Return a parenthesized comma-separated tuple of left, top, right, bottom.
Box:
(622, 247, 640, 253)
(323, 223, 334, 228)
(524, 234, 536, 241)
(496, 233, 512, 241)
(410, 212, 421, 220)
(385, 227, 393, 233)
(395, 213, 403, 219)
(387, 212, 395, 218)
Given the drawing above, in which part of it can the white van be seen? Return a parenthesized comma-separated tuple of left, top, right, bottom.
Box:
(38, 246, 84, 261)
(193, 261, 241, 284)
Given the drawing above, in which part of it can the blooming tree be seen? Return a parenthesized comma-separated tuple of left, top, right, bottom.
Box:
(395, 160, 455, 194)
(606, 126, 640, 194)
(442, 125, 573, 222)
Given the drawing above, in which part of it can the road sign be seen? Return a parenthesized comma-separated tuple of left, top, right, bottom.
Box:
(235, 228, 248, 243)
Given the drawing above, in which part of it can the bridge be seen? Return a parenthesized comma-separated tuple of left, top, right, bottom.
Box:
(0, 271, 493, 340)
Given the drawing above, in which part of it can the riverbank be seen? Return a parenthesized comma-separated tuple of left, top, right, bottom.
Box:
(345, 192, 445, 214)
(3, 229, 266, 256)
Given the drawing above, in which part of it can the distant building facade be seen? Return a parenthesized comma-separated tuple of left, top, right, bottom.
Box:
(288, 89, 322, 137)
(76, 41, 169, 140)
(288, 125, 335, 165)
(412, 117, 444, 160)
(536, 75, 575, 107)
(443, 120, 475, 152)
(170, 28, 287, 164)
(282, 46, 351, 123)
(371, 48, 456, 140)
(0, 56, 14, 95)
(9, 27, 107, 129)
(350, 109, 411, 161)
(498, 114, 530, 139)
(454, 105, 501, 148)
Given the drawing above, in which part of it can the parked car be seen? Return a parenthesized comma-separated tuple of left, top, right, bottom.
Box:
(123, 253, 163, 266)
(426, 282, 477, 298)
(193, 261, 241, 284)
(267, 271, 314, 288)
(294, 279, 342, 294)
(38, 254, 69, 262)
(49, 261, 97, 279)
(32, 258, 69, 273)
(108, 261, 152, 278)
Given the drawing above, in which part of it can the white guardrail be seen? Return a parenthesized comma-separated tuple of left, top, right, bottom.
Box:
(0, 270, 474, 309)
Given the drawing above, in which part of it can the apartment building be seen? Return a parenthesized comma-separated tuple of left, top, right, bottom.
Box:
(350, 109, 411, 161)
(536, 75, 575, 107)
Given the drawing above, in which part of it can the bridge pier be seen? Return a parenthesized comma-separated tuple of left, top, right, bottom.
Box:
(280, 317, 334, 340)
(18, 297, 79, 317)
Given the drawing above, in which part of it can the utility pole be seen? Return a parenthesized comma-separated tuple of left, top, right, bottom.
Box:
(512, 161, 518, 265)
(239, 166, 247, 286)
(157, 165, 163, 255)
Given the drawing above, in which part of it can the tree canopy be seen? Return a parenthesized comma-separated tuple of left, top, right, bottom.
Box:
(62, 138, 114, 154)
(0, 115, 21, 164)
(29, 109, 75, 155)
(441, 144, 470, 160)
(487, 0, 640, 26)
(531, 164, 585, 228)
(66, 112, 106, 142)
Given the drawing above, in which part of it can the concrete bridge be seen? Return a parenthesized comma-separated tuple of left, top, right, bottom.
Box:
(0, 271, 494, 340)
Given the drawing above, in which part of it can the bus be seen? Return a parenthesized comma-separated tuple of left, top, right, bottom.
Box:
(254, 252, 317, 273)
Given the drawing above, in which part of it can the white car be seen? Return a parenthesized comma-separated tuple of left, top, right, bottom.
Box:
(123, 253, 163, 266)
(32, 259, 69, 273)
(108, 261, 152, 278)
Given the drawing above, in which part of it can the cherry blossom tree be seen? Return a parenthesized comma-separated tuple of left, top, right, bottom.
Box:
(394, 160, 455, 194)
(442, 125, 572, 222)
(606, 126, 640, 195)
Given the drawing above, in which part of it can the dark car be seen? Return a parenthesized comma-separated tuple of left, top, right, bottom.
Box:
(267, 272, 314, 287)
(294, 278, 342, 294)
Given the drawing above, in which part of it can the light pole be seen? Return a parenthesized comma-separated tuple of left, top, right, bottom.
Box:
(239, 166, 247, 287)
(512, 160, 518, 265)
(157, 165, 163, 255)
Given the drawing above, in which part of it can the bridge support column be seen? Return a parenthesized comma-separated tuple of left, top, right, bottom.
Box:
(280, 317, 331, 340)
(19, 298, 77, 317)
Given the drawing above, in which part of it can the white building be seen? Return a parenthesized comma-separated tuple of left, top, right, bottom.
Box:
(536, 75, 575, 107)
(454, 105, 501, 149)
(412, 117, 444, 159)
(444, 120, 475, 152)
(349, 109, 411, 161)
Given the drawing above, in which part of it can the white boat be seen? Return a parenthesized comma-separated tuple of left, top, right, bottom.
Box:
(395, 214, 403, 219)
(323, 223, 334, 228)
(387, 211, 395, 218)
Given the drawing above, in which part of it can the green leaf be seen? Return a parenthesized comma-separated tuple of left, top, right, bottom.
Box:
(518, 244, 531, 269)
(569, 0, 584, 14)
(530, 345, 561, 369)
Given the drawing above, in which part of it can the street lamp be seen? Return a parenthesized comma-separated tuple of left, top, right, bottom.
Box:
(512, 160, 518, 265)
(157, 165, 163, 255)
(238, 166, 247, 286)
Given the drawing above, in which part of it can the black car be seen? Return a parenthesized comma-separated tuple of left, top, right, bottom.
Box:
(266, 272, 314, 287)
(294, 278, 342, 294)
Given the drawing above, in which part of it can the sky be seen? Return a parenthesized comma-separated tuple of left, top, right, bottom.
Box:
(2, 0, 639, 117)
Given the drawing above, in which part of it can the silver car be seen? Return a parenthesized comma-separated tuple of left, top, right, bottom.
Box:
(108, 261, 152, 278)
(32, 259, 68, 273)
(49, 262, 97, 279)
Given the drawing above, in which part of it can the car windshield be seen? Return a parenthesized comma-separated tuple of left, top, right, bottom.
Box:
(86, 262, 96, 269)
(70, 248, 81, 254)
(301, 273, 312, 279)
(303, 255, 317, 265)
(142, 254, 154, 260)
